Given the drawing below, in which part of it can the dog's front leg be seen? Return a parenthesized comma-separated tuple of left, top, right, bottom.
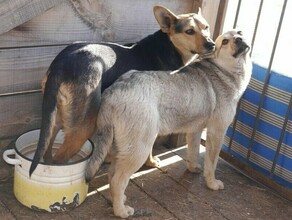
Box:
(186, 132, 202, 173)
(204, 128, 225, 190)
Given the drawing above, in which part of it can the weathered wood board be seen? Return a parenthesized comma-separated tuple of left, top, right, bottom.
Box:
(0, 93, 42, 146)
(0, 0, 65, 35)
(0, 0, 197, 48)
(0, 2, 100, 48)
(0, 46, 65, 94)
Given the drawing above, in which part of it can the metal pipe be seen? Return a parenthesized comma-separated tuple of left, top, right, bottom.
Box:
(228, 0, 263, 152)
(233, 0, 242, 28)
(270, 92, 292, 177)
(250, 0, 264, 55)
(0, 89, 42, 98)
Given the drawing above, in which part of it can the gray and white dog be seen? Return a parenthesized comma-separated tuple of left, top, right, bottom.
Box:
(86, 30, 252, 218)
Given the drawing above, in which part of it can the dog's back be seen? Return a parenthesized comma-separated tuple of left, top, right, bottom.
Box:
(102, 68, 215, 132)
(97, 57, 244, 139)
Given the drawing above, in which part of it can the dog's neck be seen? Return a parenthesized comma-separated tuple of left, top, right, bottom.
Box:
(214, 52, 251, 75)
(213, 53, 252, 100)
(177, 48, 196, 64)
(134, 30, 184, 69)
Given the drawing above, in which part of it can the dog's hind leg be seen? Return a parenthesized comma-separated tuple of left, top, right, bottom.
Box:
(145, 149, 160, 167)
(52, 85, 101, 163)
(43, 125, 61, 162)
(186, 131, 203, 173)
(110, 161, 135, 218)
(52, 122, 96, 163)
(110, 123, 157, 218)
(204, 125, 225, 190)
(52, 106, 98, 163)
(109, 144, 150, 218)
(43, 111, 62, 162)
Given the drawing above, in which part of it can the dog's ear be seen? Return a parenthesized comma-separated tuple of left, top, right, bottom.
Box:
(153, 6, 178, 33)
(197, 7, 202, 16)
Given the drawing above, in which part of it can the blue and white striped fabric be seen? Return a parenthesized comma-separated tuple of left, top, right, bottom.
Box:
(223, 63, 292, 188)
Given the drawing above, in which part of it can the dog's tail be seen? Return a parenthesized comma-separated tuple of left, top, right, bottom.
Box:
(85, 110, 113, 183)
(29, 72, 60, 176)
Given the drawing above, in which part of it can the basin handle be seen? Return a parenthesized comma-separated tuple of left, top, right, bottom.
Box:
(3, 149, 22, 165)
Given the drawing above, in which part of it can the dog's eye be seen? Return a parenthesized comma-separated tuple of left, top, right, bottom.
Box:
(222, 39, 229, 45)
(185, 29, 195, 35)
(205, 25, 209, 30)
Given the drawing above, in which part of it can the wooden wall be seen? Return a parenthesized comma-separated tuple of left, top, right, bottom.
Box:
(0, 0, 200, 148)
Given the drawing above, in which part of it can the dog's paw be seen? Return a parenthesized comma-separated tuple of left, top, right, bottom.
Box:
(206, 179, 224, 190)
(114, 205, 134, 218)
(145, 156, 160, 168)
(125, 205, 135, 217)
(187, 163, 202, 173)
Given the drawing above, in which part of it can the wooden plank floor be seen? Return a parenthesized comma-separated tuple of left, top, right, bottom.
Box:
(1, 144, 292, 220)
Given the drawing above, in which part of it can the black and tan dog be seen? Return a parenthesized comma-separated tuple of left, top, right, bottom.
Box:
(29, 5, 215, 176)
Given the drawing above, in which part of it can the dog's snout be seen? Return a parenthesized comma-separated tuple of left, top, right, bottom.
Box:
(204, 41, 215, 51)
(235, 37, 243, 44)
